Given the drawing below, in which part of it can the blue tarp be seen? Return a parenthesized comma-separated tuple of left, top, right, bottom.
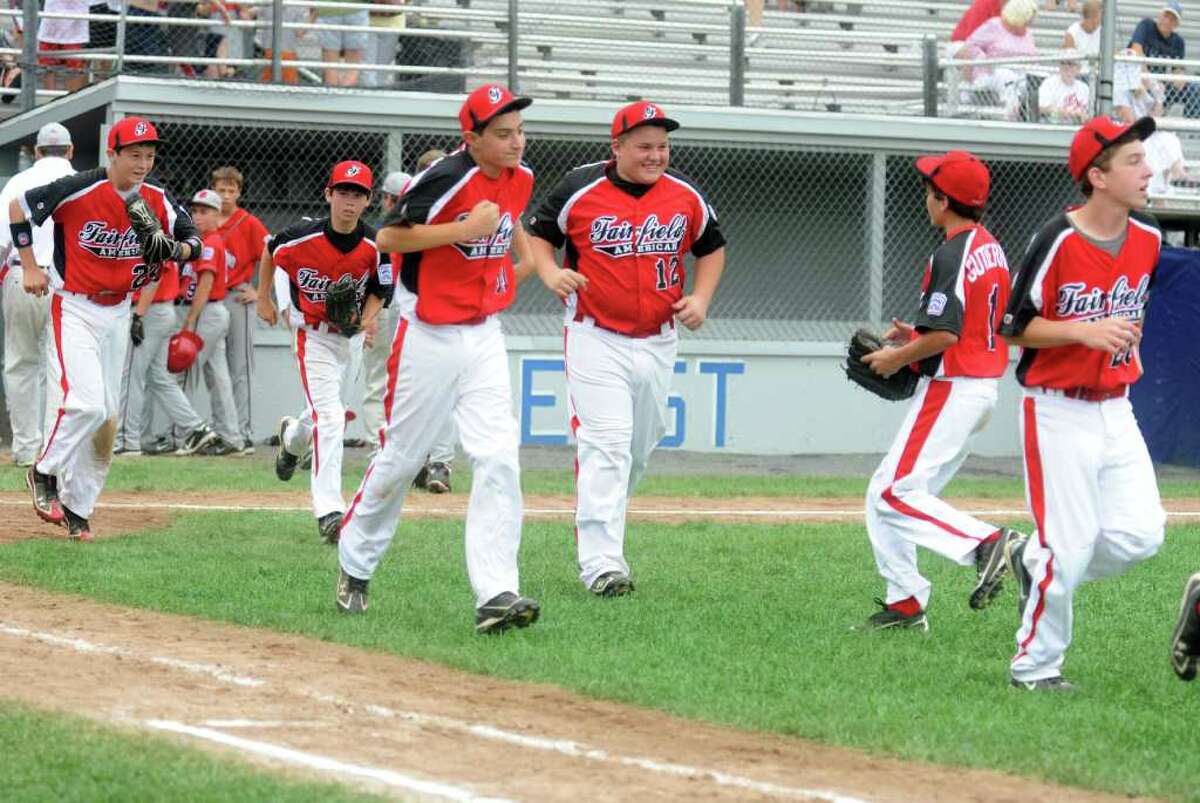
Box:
(1130, 246, 1200, 468)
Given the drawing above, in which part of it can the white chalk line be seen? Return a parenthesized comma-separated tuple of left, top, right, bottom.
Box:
(145, 720, 512, 803)
(1, 498, 1198, 519)
(0, 621, 870, 803)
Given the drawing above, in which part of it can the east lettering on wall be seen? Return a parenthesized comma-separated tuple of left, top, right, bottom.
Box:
(520, 357, 745, 450)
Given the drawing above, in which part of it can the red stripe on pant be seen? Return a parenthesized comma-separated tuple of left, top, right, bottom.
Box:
(296, 329, 320, 475)
(343, 317, 409, 530)
(37, 294, 69, 464)
(565, 325, 581, 545)
(880, 380, 981, 541)
(1015, 396, 1055, 662)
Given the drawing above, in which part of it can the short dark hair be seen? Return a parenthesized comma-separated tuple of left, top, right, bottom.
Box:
(36, 144, 70, 158)
(329, 184, 369, 198)
(922, 178, 984, 221)
(1079, 129, 1142, 197)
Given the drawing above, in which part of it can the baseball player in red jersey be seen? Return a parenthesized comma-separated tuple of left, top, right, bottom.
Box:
(10, 116, 202, 539)
(858, 152, 1017, 630)
(336, 84, 541, 633)
(257, 160, 390, 544)
(212, 165, 268, 454)
(526, 101, 727, 597)
(176, 188, 240, 454)
(1000, 116, 1166, 692)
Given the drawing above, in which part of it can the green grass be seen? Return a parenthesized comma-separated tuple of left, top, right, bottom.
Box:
(0, 509, 1197, 800)
(0, 701, 383, 802)
(1, 459, 1196, 500)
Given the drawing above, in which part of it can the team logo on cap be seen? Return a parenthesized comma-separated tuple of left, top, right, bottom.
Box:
(345, 165, 361, 177)
(134, 121, 148, 136)
(643, 104, 659, 119)
(487, 85, 503, 104)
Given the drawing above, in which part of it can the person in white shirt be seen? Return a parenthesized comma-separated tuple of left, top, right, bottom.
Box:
(1062, 0, 1101, 62)
(38, 0, 90, 91)
(1113, 55, 1198, 195)
(0, 123, 76, 465)
(1038, 59, 1090, 123)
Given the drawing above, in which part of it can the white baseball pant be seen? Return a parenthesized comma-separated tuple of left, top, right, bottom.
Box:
(117, 302, 204, 450)
(866, 377, 1001, 609)
(37, 291, 130, 518)
(565, 317, 677, 588)
(282, 326, 352, 519)
(2, 266, 49, 464)
(224, 287, 256, 444)
(185, 302, 239, 445)
(338, 315, 524, 607)
(1011, 391, 1165, 682)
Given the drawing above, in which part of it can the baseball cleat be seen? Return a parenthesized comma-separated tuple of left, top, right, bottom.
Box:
(1170, 573, 1200, 681)
(62, 505, 92, 542)
(335, 567, 369, 614)
(300, 448, 313, 472)
(199, 437, 239, 456)
(27, 466, 64, 525)
(318, 512, 343, 545)
(475, 592, 540, 634)
(1010, 676, 1074, 692)
(862, 598, 929, 631)
(239, 438, 256, 456)
(412, 463, 430, 490)
(275, 417, 300, 481)
(589, 571, 634, 598)
(1005, 532, 1033, 620)
(175, 424, 218, 456)
(970, 528, 1015, 610)
(424, 461, 452, 494)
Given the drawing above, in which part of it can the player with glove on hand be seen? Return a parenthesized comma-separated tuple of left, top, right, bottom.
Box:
(256, 160, 391, 545)
(9, 116, 202, 540)
(859, 151, 1019, 631)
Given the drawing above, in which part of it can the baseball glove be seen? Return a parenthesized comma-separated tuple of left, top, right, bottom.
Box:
(125, 193, 177, 265)
(324, 274, 362, 337)
(843, 328, 919, 402)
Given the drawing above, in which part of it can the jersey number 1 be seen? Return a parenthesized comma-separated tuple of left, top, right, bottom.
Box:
(986, 283, 999, 352)
(655, 256, 681, 291)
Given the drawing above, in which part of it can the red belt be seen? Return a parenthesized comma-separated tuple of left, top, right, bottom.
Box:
(573, 310, 673, 339)
(63, 289, 128, 307)
(1038, 386, 1128, 402)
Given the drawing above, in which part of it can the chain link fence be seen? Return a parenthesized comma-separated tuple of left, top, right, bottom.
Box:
(146, 115, 1079, 342)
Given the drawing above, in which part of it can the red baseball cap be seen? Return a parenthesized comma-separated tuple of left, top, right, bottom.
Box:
(611, 100, 680, 139)
(328, 160, 373, 193)
(914, 150, 990, 208)
(458, 84, 532, 134)
(107, 116, 163, 151)
(1068, 115, 1156, 181)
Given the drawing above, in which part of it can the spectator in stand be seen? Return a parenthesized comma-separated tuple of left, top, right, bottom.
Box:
(961, 0, 1039, 120)
(951, 0, 1002, 49)
(125, 0, 168, 74)
(1038, 59, 1090, 123)
(86, 0, 118, 78)
(196, 0, 234, 79)
(315, 0, 368, 86)
(1062, 0, 1101, 61)
(253, 0, 306, 84)
(364, 0, 406, 89)
(1113, 54, 1198, 195)
(38, 0, 90, 92)
(1129, 1, 1199, 118)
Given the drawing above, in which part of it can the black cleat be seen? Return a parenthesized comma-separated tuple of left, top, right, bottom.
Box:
(335, 568, 369, 614)
(424, 461, 452, 494)
(275, 417, 300, 481)
(863, 598, 928, 631)
(475, 592, 540, 634)
(27, 466, 64, 525)
(412, 463, 430, 490)
(1005, 532, 1034, 620)
(1170, 573, 1200, 682)
(239, 438, 256, 456)
(970, 528, 1015, 610)
(175, 424, 218, 455)
(62, 505, 92, 542)
(199, 437, 238, 456)
(589, 571, 634, 597)
(1011, 676, 1075, 692)
(318, 512, 343, 545)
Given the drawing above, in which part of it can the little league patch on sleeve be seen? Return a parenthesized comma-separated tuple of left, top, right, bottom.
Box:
(927, 292, 947, 317)
(378, 262, 394, 285)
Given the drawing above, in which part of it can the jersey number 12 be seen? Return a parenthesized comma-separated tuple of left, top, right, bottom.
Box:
(654, 256, 681, 291)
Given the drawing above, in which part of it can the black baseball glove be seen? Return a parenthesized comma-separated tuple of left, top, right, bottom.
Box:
(843, 328, 918, 401)
(324, 274, 362, 337)
(125, 193, 179, 265)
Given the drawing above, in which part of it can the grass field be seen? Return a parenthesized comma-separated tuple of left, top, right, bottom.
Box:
(0, 455, 1197, 801)
(0, 701, 382, 803)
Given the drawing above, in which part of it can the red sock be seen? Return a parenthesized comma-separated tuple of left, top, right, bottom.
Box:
(981, 529, 1002, 544)
(889, 596, 921, 616)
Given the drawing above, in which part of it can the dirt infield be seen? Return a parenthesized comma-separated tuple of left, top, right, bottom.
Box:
(0, 490, 1171, 801)
(0, 583, 1152, 803)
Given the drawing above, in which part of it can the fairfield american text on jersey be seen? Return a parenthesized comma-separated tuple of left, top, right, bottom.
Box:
(452, 212, 514, 259)
(78, 220, 141, 259)
(1054, 274, 1150, 321)
(588, 213, 688, 257)
(294, 267, 369, 301)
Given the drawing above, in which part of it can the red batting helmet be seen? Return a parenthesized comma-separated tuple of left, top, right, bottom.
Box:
(167, 330, 204, 374)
